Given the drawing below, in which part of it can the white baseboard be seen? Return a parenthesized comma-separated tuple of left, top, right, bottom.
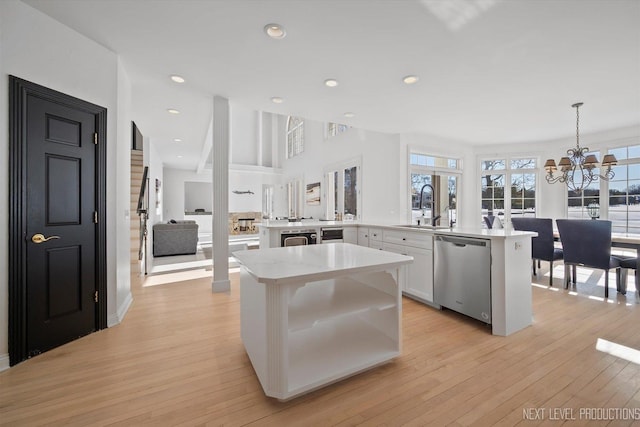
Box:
(108, 291, 133, 327)
(0, 353, 10, 372)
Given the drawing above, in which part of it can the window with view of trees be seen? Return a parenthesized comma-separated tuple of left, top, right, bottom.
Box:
(481, 157, 536, 227)
(410, 153, 460, 227)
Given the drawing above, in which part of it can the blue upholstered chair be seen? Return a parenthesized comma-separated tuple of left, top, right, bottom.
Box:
(556, 219, 621, 298)
(619, 257, 639, 298)
(511, 217, 563, 287)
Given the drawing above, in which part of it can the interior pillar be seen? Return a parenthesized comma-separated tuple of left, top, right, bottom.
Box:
(212, 96, 230, 292)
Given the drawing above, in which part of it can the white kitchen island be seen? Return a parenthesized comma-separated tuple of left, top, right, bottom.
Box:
(233, 243, 412, 401)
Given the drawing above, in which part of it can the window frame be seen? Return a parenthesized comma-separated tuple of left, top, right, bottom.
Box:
(324, 157, 362, 221)
(408, 149, 462, 226)
(479, 155, 539, 227)
(602, 141, 640, 232)
(286, 116, 304, 159)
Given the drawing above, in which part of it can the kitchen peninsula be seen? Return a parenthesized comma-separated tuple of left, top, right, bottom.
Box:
(258, 221, 536, 337)
(233, 243, 412, 401)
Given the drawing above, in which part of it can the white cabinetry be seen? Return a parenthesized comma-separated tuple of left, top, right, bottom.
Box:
(382, 229, 434, 303)
(343, 227, 358, 244)
(357, 228, 370, 246)
(235, 244, 409, 400)
(368, 228, 383, 250)
(357, 227, 383, 248)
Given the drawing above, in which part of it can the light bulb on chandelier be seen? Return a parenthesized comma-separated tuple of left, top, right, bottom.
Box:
(544, 102, 617, 193)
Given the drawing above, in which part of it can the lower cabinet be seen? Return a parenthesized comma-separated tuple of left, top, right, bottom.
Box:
(343, 227, 358, 244)
(382, 241, 434, 303)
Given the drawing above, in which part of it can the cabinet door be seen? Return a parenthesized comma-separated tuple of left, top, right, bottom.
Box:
(357, 227, 369, 246)
(383, 242, 433, 303)
(343, 227, 358, 244)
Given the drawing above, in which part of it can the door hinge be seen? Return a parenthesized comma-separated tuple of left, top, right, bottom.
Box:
(94, 291, 98, 303)
(94, 132, 98, 145)
(93, 211, 98, 223)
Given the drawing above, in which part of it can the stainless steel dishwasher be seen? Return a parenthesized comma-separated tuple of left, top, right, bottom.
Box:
(434, 235, 492, 324)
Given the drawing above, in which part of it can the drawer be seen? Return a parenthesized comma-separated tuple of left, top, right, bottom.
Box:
(369, 228, 383, 241)
(383, 229, 433, 250)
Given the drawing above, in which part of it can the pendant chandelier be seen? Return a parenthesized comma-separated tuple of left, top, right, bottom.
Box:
(544, 102, 617, 193)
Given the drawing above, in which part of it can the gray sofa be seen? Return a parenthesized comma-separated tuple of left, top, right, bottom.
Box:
(153, 220, 199, 256)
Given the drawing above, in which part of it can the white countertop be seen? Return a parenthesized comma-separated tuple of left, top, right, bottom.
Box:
(258, 220, 358, 229)
(434, 228, 537, 240)
(234, 242, 413, 285)
(258, 220, 450, 232)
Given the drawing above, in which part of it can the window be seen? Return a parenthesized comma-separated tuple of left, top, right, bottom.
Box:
(326, 122, 350, 139)
(410, 152, 460, 227)
(325, 159, 361, 220)
(608, 144, 640, 232)
(286, 116, 304, 158)
(480, 157, 537, 227)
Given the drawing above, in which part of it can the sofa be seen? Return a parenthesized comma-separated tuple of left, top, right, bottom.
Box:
(153, 220, 199, 256)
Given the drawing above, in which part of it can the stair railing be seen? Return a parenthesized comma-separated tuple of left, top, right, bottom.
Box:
(137, 166, 149, 275)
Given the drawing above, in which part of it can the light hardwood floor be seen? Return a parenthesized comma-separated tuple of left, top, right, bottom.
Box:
(1, 265, 639, 426)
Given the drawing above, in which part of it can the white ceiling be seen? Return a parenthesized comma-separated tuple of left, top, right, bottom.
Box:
(23, 0, 640, 170)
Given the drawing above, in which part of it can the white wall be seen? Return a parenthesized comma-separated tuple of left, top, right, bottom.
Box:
(230, 105, 258, 165)
(185, 182, 213, 212)
(114, 59, 133, 325)
(0, 0, 131, 368)
(145, 139, 164, 225)
(163, 166, 283, 223)
(280, 119, 404, 224)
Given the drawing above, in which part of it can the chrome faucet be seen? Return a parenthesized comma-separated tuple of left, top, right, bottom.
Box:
(418, 184, 437, 226)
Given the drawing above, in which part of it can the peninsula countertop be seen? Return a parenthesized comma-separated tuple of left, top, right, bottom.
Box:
(233, 242, 413, 285)
(434, 227, 538, 240)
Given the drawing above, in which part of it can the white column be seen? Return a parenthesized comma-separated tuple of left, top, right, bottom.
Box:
(212, 96, 230, 293)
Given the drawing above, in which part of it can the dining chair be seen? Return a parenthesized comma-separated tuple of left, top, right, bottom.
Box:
(511, 217, 563, 287)
(618, 257, 639, 298)
(556, 219, 621, 298)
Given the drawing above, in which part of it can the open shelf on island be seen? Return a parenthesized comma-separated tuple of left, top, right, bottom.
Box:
(287, 277, 397, 332)
(287, 316, 399, 396)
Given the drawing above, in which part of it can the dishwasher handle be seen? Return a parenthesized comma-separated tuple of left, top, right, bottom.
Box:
(435, 235, 490, 248)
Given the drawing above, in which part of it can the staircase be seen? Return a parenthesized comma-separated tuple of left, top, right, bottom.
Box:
(131, 150, 144, 274)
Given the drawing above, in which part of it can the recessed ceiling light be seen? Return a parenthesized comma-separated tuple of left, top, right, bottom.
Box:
(177, 155, 183, 158)
(264, 23, 286, 39)
(173, 138, 182, 142)
(344, 112, 355, 118)
(167, 108, 180, 114)
(271, 97, 284, 104)
(403, 75, 419, 85)
(170, 75, 185, 83)
(324, 78, 339, 87)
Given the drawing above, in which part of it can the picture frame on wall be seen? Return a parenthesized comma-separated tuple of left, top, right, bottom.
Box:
(306, 182, 321, 205)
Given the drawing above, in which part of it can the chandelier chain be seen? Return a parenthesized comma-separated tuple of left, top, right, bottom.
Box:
(575, 103, 580, 148)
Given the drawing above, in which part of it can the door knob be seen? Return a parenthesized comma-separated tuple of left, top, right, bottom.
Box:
(31, 233, 60, 244)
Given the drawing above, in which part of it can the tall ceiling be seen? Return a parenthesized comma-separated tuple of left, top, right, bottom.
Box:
(23, 0, 640, 170)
